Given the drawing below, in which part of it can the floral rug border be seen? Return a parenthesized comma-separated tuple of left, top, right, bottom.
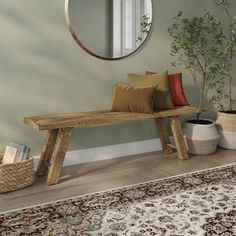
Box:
(1, 163, 235, 216)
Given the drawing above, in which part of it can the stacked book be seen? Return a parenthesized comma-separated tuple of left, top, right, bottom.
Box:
(2, 142, 30, 165)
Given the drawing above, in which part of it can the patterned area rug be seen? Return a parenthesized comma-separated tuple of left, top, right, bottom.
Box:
(0, 164, 236, 236)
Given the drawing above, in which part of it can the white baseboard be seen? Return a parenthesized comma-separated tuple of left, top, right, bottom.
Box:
(33, 138, 166, 169)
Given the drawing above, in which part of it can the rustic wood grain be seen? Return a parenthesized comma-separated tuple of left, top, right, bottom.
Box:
(24, 107, 199, 131)
(155, 118, 174, 154)
(46, 128, 73, 185)
(37, 129, 59, 176)
(170, 116, 189, 160)
(166, 143, 177, 150)
(24, 106, 199, 185)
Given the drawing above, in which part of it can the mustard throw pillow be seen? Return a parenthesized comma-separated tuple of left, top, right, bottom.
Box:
(111, 84, 132, 112)
(111, 84, 157, 114)
(128, 72, 174, 110)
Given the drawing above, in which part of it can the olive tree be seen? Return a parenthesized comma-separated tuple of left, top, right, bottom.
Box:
(214, 0, 236, 112)
(168, 10, 227, 118)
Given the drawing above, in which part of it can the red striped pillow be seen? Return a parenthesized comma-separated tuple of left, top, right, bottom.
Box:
(145, 71, 189, 106)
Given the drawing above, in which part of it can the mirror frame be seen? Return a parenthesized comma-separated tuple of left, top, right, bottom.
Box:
(65, 0, 153, 60)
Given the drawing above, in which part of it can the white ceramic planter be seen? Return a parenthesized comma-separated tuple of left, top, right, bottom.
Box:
(183, 119, 220, 155)
(216, 111, 236, 149)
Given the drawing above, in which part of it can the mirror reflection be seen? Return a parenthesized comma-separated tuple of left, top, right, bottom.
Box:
(66, 0, 153, 60)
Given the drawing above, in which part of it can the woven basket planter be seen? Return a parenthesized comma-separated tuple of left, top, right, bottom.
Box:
(216, 111, 236, 149)
(183, 119, 220, 155)
(0, 155, 35, 193)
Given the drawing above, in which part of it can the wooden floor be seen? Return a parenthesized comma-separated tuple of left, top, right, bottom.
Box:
(0, 148, 235, 213)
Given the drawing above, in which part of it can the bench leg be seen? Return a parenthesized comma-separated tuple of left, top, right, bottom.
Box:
(170, 116, 189, 160)
(155, 118, 173, 154)
(37, 129, 59, 176)
(46, 128, 73, 185)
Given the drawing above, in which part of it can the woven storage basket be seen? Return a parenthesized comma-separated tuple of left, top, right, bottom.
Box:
(0, 155, 35, 193)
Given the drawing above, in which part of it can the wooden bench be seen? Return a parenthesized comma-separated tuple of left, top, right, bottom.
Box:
(24, 106, 199, 185)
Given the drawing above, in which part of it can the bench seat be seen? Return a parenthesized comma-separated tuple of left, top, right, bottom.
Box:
(24, 106, 199, 185)
(24, 106, 199, 130)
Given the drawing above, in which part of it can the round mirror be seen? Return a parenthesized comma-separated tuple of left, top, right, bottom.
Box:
(65, 0, 153, 60)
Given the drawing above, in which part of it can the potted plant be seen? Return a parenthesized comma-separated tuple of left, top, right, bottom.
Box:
(168, 10, 226, 155)
(213, 0, 236, 149)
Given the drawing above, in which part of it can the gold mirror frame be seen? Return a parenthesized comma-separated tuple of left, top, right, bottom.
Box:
(65, 0, 153, 60)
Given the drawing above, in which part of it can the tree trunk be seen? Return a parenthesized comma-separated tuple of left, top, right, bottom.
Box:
(229, 69, 233, 111)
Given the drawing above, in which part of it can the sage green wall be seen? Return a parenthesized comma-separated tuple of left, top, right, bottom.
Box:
(0, 0, 235, 155)
(69, 0, 111, 58)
